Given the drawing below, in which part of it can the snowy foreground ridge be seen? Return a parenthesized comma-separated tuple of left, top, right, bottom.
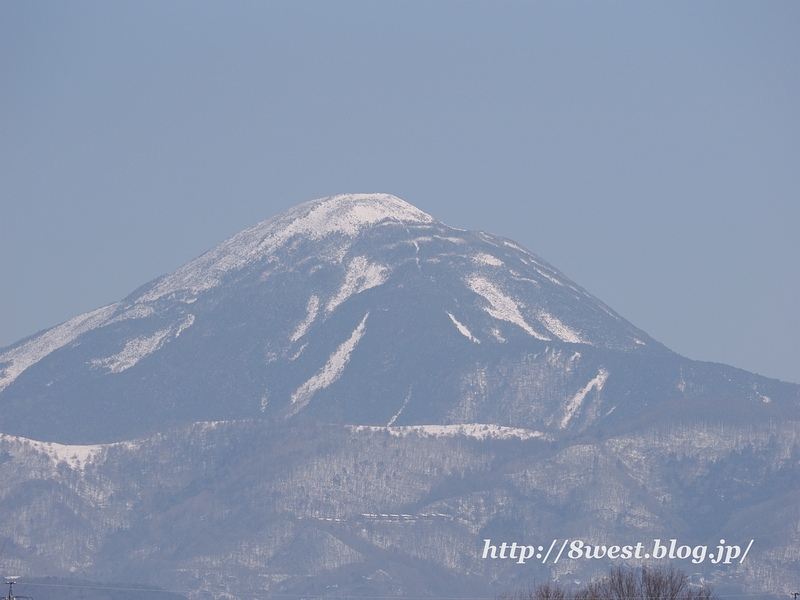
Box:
(349, 423, 551, 441)
(0, 421, 549, 472)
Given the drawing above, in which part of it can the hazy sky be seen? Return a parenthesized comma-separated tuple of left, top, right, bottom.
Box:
(1, 1, 798, 383)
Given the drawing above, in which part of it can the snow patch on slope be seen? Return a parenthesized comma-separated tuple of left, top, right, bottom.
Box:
(560, 369, 610, 428)
(351, 423, 550, 441)
(435, 235, 466, 244)
(290, 313, 370, 412)
(447, 312, 480, 343)
(538, 311, 586, 344)
(107, 304, 155, 324)
(472, 253, 503, 267)
(175, 314, 195, 337)
(0, 303, 119, 393)
(326, 257, 389, 313)
(533, 268, 565, 286)
(92, 329, 172, 373)
(292, 296, 320, 342)
(92, 314, 195, 373)
(465, 275, 550, 340)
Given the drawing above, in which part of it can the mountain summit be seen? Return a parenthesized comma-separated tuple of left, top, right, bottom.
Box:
(0, 193, 792, 444)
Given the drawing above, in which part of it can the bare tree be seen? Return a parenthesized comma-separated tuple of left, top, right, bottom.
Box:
(497, 565, 719, 600)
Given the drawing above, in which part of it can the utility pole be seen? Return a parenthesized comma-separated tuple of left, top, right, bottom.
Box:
(4, 579, 32, 600)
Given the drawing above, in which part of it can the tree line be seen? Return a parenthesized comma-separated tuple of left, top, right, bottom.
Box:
(498, 565, 718, 600)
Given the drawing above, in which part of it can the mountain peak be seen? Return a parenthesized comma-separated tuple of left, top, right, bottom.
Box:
(137, 194, 434, 303)
(283, 193, 436, 235)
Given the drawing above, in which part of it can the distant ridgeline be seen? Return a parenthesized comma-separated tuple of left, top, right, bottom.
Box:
(1, 194, 798, 599)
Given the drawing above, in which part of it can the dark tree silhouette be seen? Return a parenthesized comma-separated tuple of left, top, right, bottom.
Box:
(498, 565, 718, 600)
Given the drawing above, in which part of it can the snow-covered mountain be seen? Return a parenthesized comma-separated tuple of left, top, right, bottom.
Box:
(1, 194, 789, 443)
(1, 194, 798, 598)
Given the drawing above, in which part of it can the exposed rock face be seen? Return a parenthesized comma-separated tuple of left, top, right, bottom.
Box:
(1, 194, 798, 598)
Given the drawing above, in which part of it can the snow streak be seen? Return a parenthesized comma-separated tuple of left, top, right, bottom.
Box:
(538, 311, 585, 344)
(447, 312, 479, 343)
(472, 253, 504, 267)
(175, 314, 195, 337)
(92, 314, 195, 373)
(326, 257, 388, 313)
(387, 389, 412, 426)
(465, 275, 550, 340)
(560, 369, 610, 428)
(290, 313, 370, 412)
(291, 296, 320, 342)
(92, 329, 172, 373)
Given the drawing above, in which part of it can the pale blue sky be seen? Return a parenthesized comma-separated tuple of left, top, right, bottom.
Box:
(1, 1, 798, 383)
